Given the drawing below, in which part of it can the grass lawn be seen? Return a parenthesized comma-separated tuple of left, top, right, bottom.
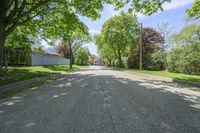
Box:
(127, 69, 200, 83)
(0, 65, 86, 86)
(111, 67, 200, 83)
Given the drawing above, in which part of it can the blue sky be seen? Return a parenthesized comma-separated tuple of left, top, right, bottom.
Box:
(80, 0, 194, 56)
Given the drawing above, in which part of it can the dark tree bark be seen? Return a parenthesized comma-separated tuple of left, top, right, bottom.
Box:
(108, 60, 112, 67)
(117, 49, 123, 68)
(0, 0, 7, 70)
(69, 40, 73, 69)
(118, 57, 123, 68)
(106, 57, 112, 67)
(0, 29, 6, 70)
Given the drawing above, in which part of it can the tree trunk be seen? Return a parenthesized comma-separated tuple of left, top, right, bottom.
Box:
(108, 60, 112, 67)
(118, 49, 123, 68)
(0, 32, 6, 71)
(69, 44, 73, 69)
(118, 57, 123, 68)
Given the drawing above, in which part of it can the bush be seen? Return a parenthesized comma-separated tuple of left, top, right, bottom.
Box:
(167, 43, 200, 75)
(151, 51, 166, 70)
(127, 51, 166, 70)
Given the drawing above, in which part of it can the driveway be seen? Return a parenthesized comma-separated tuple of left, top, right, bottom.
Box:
(0, 66, 200, 133)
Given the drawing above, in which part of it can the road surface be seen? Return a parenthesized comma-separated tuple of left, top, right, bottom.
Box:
(0, 66, 200, 133)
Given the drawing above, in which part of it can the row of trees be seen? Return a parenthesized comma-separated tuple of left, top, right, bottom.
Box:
(95, 12, 164, 69)
(96, 12, 200, 75)
(95, 12, 140, 68)
(0, 0, 172, 70)
(0, 0, 199, 71)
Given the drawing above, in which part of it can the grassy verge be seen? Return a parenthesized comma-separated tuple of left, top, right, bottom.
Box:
(111, 67, 200, 83)
(0, 75, 63, 100)
(129, 69, 200, 83)
(129, 69, 200, 82)
(0, 65, 86, 86)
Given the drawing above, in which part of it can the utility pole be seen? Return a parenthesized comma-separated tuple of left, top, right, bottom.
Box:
(139, 23, 143, 70)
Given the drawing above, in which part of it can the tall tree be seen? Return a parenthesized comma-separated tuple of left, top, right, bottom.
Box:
(94, 34, 115, 67)
(127, 27, 164, 70)
(157, 22, 173, 49)
(43, 10, 90, 68)
(101, 12, 140, 68)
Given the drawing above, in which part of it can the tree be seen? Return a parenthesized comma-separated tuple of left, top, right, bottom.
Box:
(42, 10, 91, 68)
(75, 47, 90, 65)
(172, 24, 200, 45)
(32, 46, 45, 54)
(94, 34, 115, 67)
(127, 27, 164, 70)
(101, 12, 139, 68)
(6, 26, 35, 50)
(187, 0, 200, 19)
(167, 24, 200, 74)
(57, 43, 70, 59)
(156, 22, 173, 49)
(58, 32, 90, 68)
(98, 45, 115, 67)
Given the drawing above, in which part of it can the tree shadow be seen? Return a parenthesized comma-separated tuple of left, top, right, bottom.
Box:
(0, 72, 200, 132)
(50, 73, 200, 132)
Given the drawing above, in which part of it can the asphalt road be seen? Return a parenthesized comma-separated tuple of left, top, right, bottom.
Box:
(0, 66, 200, 133)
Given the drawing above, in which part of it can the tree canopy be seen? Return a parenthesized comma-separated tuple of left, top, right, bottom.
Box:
(165, 24, 200, 75)
(94, 34, 115, 67)
(101, 12, 140, 67)
(1, 0, 199, 70)
(187, 0, 200, 19)
(127, 27, 164, 70)
(75, 47, 90, 65)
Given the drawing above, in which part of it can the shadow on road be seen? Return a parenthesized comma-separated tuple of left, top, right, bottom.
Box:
(0, 71, 200, 132)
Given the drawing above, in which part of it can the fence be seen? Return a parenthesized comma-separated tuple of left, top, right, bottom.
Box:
(31, 52, 69, 66)
(3, 48, 31, 66)
(3, 48, 69, 66)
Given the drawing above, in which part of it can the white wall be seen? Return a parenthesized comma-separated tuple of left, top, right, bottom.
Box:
(32, 52, 69, 66)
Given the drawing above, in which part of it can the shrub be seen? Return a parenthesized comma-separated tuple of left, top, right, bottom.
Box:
(167, 43, 200, 75)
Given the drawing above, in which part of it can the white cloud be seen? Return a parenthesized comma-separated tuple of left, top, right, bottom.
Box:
(89, 29, 100, 34)
(106, 0, 193, 19)
(163, 0, 193, 11)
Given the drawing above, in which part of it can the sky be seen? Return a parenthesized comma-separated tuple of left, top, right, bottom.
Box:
(80, 0, 194, 56)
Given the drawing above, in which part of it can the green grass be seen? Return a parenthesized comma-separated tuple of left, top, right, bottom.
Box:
(0, 65, 86, 86)
(127, 69, 200, 83)
(110, 67, 200, 83)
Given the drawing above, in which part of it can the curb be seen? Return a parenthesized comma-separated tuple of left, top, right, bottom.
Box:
(126, 70, 200, 88)
(172, 79, 200, 88)
(0, 74, 66, 92)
